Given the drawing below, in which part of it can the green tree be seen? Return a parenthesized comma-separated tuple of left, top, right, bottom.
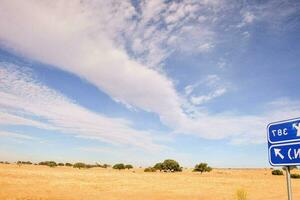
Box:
(153, 162, 164, 171)
(113, 163, 125, 170)
(193, 163, 212, 173)
(125, 164, 133, 169)
(161, 159, 182, 172)
(73, 162, 86, 169)
(65, 163, 73, 167)
(58, 163, 64, 166)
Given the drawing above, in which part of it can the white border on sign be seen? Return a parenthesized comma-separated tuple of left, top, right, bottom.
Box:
(268, 142, 300, 166)
(267, 117, 300, 144)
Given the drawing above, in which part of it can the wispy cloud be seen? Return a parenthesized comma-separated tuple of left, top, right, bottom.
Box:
(0, 63, 164, 151)
(0, 0, 299, 145)
(0, 130, 38, 141)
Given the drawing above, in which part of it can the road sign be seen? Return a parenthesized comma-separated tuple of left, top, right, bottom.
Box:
(268, 142, 300, 166)
(268, 117, 300, 144)
(267, 118, 300, 200)
(267, 117, 300, 166)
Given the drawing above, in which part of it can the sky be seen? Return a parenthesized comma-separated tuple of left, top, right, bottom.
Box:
(0, 0, 300, 168)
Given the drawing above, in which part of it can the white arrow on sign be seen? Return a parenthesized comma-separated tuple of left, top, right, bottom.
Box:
(274, 148, 284, 159)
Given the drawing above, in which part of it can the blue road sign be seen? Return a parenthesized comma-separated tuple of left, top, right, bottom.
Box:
(268, 117, 300, 144)
(268, 117, 300, 166)
(269, 142, 300, 166)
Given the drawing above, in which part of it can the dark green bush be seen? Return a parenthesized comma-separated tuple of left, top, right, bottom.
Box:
(272, 169, 283, 175)
(73, 162, 86, 169)
(193, 163, 212, 173)
(153, 162, 163, 171)
(17, 161, 32, 165)
(125, 164, 133, 169)
(291, 173, 300, 179)
(58, 163, 64, 166)
(113, 163, 125, 170)
(38, 161, 57, 167)
(144, 167, 156, 172)
(65, 163, 73, 167)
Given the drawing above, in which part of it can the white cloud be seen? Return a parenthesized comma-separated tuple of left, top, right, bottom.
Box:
(0, 130, 38, 141)
(0, 0, 299, 146)
(190, 87, 227, 105)
(0, 63, 165, 151)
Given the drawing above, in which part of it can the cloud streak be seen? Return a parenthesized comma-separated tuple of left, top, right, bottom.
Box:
(0, 63, 164, 151)
(0, 0, 299, 145)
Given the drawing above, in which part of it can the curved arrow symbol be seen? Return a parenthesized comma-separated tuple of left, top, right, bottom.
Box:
(274, 148, 284, 159)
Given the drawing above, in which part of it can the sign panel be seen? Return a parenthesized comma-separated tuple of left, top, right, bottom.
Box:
(268, 117, 300, 144)
(269, 142, 300, 166)
(268, 117, 300, 166)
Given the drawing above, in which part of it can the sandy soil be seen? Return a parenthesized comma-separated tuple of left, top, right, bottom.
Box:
(0, 164, 299, 200)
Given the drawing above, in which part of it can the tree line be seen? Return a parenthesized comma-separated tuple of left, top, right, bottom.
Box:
(1, 159, 213, 173)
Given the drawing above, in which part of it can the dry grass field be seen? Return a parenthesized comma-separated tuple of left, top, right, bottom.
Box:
(0, 164, 299, 200)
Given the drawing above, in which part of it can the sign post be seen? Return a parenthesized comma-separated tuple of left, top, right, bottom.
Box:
(267, 117, 300, 200)
(285, 166, 292, 200)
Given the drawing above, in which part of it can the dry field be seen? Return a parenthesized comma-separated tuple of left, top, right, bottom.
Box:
(0, 164, 299, 200)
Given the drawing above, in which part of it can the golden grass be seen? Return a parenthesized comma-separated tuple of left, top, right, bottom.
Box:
(0, 164, 299, 200)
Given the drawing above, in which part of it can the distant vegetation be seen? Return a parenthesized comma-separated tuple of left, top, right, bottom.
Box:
(193, 163, 212, 173)
(65, 163, 73, 167)
(271, 169, 283, 175)
(17, 161, 32, 165)
(152, 159, 182, 172)
(113, 163, 125, 170)
(291, 173, 300, 179)
(125, 164, 133, 169)
(39, 161, 57, 167)
(0, 161, 10, 164)
(144, 167, 156, 172)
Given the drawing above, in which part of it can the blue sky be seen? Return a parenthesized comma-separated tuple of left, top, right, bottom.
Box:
(0, 0, 300, 167)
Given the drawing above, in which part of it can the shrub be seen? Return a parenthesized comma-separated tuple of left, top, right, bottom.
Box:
(125, 164, 133, 169)
(291, 173, 300, 179)
(38, 161, 57, 167)
(102, 164, 110, 168)
(17, 161, 32, 165)
(65, 163, 73, 167)
(153, 162, 164, 171)
(113, 163, 125, 170)
(193, 163, 212, 173)
(154, 159, 182, 172)
(73, 162, 86, 169)
(235, 188, 247, 200)
(144, 167, 156, 172)
(272, 169, 283, 175)
(58, 163, 64, 166)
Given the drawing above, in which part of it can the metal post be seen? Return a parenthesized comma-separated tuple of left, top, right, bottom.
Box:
(285, 166, 293, 200)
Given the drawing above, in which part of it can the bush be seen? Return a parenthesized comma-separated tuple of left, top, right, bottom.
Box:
(144, 167, 156, 172)
(291, 173, 300, 179)
(193, 163, 212, 173)
(58, 163, 64, 166)
(73, 162, 86, 169)
(153, 159, 182, 172)
(102, 164, 110, 168)
(125, 164, 133, 169)
(17, 161, 32, 165)
(113, 163, 125, 170)
(153, 162, 164, 171)
(272, 169, 283, 175)
(65, 163, 73, 167)
(39, 161, 57, 167)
